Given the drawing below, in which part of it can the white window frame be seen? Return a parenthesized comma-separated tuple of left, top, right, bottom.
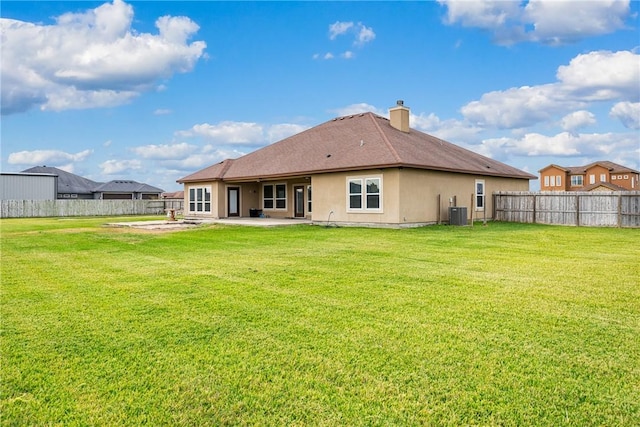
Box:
(544, 176, 550, 187)
(571, 175, 583, 187)
(346, 175, 383, 213)
(188, 186, 212, 214)
(589, 174, 595, 184)
(475, 179, 485, 211)
(556, 175, 562, 187)
(263, 183, 287, 210)
(600, 173, 606, 182)
(612, 175, 617, 180)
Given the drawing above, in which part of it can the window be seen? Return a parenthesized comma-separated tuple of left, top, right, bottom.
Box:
(475, 180, 485, 211)
(556, 175, 562, 187)
(612, 175, 617, 180)
(624, 175, 629, 179)
(307, 185, 312, 213)
(263, 183, 286, 210)
(600, 173, 606, 182)
(589, 174, 595, 184)
(347, 176, 382, 211)
(366, 178, 380, 209)
(544, 176, 549, 187)
(570, 175, 583, 186)
(189, 186, 211, 213)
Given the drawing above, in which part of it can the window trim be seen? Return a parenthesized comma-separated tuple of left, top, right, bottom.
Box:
(570, 175, 583, 187)
(263, 183, 287, 211)
(346, 175, 383, 213)
(475, 179, 485, 211)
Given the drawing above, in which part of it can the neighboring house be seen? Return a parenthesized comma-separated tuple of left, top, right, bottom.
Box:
(0, 172, 57, 201)
(161, 190, 184, 200)
(539, 161, 639, 192)
(178, 101, 535, 227)
(18, 166, 164, 200)
(93, 180, 164, 200)
(22, 166, 98, 199)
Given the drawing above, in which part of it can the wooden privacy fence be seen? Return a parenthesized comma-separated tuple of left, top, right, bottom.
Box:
(0, 199, 183, 218)
(493, 191, 640, 228)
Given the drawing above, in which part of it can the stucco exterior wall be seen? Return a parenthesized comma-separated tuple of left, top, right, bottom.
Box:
(311, 170, 401, 225)
(257, 178, 311, 219)
(312, 168, 530, 226)
(183, 169, 530, 225)
(399, 169, 529, 224)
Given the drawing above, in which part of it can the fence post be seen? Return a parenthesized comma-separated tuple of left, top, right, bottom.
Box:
(618, 192, 622, 228)
(576, 194, 580, 227)
(532, 194, 537, 224)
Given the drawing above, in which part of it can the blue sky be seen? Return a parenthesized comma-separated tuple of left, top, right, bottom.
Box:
(2, 0, 639, 191)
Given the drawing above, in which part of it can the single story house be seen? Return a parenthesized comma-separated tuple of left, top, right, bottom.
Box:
(93, 180, 164, 200)
(22, 166, 99, 199)
(178, 101, 536, 227)
(18, 166, 164, 200)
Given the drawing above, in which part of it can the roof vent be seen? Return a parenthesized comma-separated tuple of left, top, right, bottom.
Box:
(397, 100, 404, 106)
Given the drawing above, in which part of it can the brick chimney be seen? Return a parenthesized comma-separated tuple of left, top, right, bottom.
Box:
(389, 100, 410, 132)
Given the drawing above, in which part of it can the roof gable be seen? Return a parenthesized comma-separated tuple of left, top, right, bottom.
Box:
(179, 112, 535, 183)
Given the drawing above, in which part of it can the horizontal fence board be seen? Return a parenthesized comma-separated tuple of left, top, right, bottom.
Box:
(494, 191, 640, 228)
(1, 199, 184, 218)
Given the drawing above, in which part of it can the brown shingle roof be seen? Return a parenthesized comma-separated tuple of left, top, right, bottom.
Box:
(178, 113, 535, 183)
(553, 161, 639, 175)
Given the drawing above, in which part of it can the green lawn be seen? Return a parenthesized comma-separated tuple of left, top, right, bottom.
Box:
(1, 217, 639, 426)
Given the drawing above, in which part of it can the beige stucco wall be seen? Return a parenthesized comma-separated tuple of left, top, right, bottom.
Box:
(311, 170, 401, 225)
(311, 168, 530, 226)
(183, 169, 530, 224)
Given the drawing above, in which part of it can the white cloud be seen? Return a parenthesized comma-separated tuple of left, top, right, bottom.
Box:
(341, 51, 354, 59)
(0, 0, 206, 115)
(266, 124, 309, 143)
(329, 21, 354, 40)
(154, 109, 172, 115)
(355, 23, 376, 46)
(177, 121, 265, 144)
(411, 113, 484, 145)
(129, 142, 197, 159)
(557, 50, 640, 101)
(100, 159, 142, 174)
(478, 131, 639, 160)
(438, 0, 631, 45)
(461, 84, 575, 129)
(561, 110, 596, 132)
(7, 149, 93, 165)
(331, 103, 386, 116)
(523, 0, 630, 44)
(176, 121, 310, 147)
(610, 102, 640, 129)
(460, 50, 640, 129)
(438, 0, 521, 29)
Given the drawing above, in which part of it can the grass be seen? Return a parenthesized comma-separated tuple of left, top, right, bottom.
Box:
(1, 217, 639, 426)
